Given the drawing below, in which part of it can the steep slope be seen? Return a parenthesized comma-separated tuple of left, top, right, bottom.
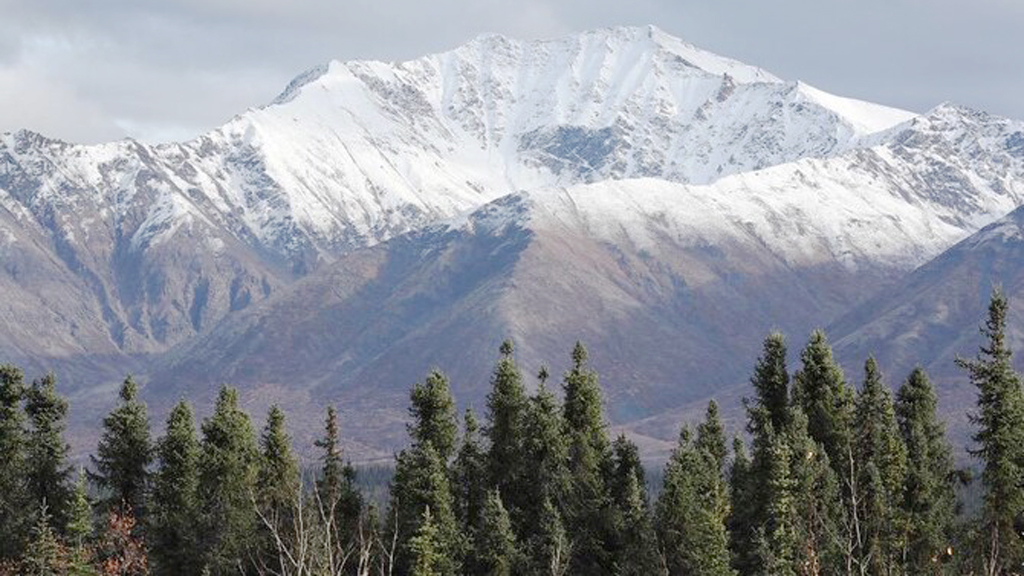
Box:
(0, 26, 919, 367)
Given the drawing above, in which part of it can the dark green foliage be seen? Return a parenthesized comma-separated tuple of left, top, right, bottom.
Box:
(958, 288, 1024, 573)
(895, 367, 958, 574)
(748, 332, 790, 435)
(561, 342, 614, 574)
(655, 426, 736, 576)
(612, 471, 663, 575)
(474, 490, 519, 575)
(197, 386, 260, 574)
(697, 400, 728, 478)
(853, 357, 907, 573)
(314, 405, 362, 558)
(453, 408, 487, 536)
(408, 370, 459, 462)
(255, 405, 300, 572)
(90, 375, 152, 517)
(0, 364, 30, 559)
(391, 444, 462, 575)
(753, 429, 797, 576)
(409, 507, 449, 576)
(66, 470, 93, 549)
(24, 373, 73, 532)
(519, 368, 570, 537)
(792, 331, 855, 481)
(149, 401, 201, 575)
(22, 504, 65, 576)
(484, 340, 530, 529)
(526, 497, 572, 576)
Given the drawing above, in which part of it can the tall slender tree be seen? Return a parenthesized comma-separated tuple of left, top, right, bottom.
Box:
(148, 401, 201, 575)
(958, 289, 1024, 574)
(255, 405, 300, 573)
(0, 364, 30, 559)
(853, 357, 908, 574)
(895, 367, 957, 574)
(314, 405, 361, 561)
(792, 330, 855, 480)
(655, 426, 736, 576)
(24, 372, 73, 532)
(90, 375, 152, 517)
(453, 408, 487, 538)
(474, 490, 519, 575)
(197, 386, 260, 574)
(484, 340, 530, 528)
(520, 367, 569, 536)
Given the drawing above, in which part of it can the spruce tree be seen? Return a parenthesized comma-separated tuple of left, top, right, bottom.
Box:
(90, 375, 152, 517)
(255, 405, 300, 572)
(197, 386, 260, 574)
(475, 490, 519, 576)
(748, 332, 790, 435)
(613, 472, 663, 575)
(453, 408, 487, 536)
(528, 496, 571, 576)
(958, 289, 1024, 573)
(22, 503, 66, 576)
(895, 367, 957, 575)
(148, 401, 201, 575)
(0, 363, 30, 559)
(792, 330, 855, 480)
(24, 372, 73, 532)
(67, 470, 93, 549)
(484, 340, 529, 528)
(754, 429, 797, 576)
(520, 367, 569, 536)
(853, 357, 907, 574)
(314, 405, 361, 559)
(561, 342, 613, 574)
(697, 400, 728, 478)
(408, 370, 459, 462)
(655, 426, 735, 576)
(409, 507, 447, 576)
(727, 436, 755, 574)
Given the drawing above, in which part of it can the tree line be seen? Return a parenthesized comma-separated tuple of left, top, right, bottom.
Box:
(1, 289, 1023, 575)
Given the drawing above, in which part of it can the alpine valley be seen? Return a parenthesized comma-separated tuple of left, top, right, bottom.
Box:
(3, 26, 1023, 459)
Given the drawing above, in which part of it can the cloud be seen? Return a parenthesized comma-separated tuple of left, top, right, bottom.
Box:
(0, 0, 1021, 143)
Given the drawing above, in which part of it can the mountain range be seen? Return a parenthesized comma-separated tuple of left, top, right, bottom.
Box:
(2, 25, 1023, 459)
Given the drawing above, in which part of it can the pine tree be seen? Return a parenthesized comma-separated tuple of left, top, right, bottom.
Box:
(697, 400, 728, 478)
(728, 436, 755, 574)
(792, 330, 855, 480)
(484, 340, 529, 529)
(0, 363, 30, 560)
(475, 490, 519, 576)
(409, 507, 447, 576)
(67, 470, 93, 549)
(453, 408, 487, 536)
(749, 332, 790, 435)
(148, 401, 201, 575)
(22, 503, 67, 576)
(561, 342, 613, 574)
(520, 367, 569, 536)
(655, 426, 736, 576)
(408, 370, 459, 462)
(391, 444, 462, 574)
(613, 472, 663, 575)
(389, 370, 463, 573)
(255, 405, 300, 573)
(197, 386, 260, 574)
(853, 357, 908, 574)
(24, 372, 73, 532)
(90, 375, 152, 517)
(754, 429, 797, 576)
(527, 497, 572, 576)
(314, 405, 361, 561)
(958, 289, 1024, 574)
(895, 367, 957, 575)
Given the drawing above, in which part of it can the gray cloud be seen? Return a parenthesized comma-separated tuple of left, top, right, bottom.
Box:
(0, 0, 1021, 143)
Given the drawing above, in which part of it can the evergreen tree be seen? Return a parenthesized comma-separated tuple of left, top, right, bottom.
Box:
(655, 426, 736, 576)
(197, 386, 260, 574)
(453, 408, 487, 536)
(313, 405, 361, 560)
(255, 405, 300, 573)
(520, 367, 569, 535)
(748, 332, 790, 435)
(22, 503, 66, 576)
(895, 367, 957, 575)
(391, 444, 462, 575)
(561, 342, 613, 574)
(409, 507, 449, 576)
(24, 372, 73, 532)
(527, 497, 572, 576)
(475, 490, 519, 576)
(89, 375, 152, 517)
(727, 436, 755, 574)
(957, 289, 1024, 574)
(613, 472, 663, 575)
(697, 400, 728, 479)
(148, 401, 201, 575)
(0, 363, 30, 559)
(853, 357, 908, 574)
(67, 470, 94, 549)
(408, 370, 459, 462)
(484, 340, 529, 528)
(792, 330, 855, 480)
(753, 429, 797, 576)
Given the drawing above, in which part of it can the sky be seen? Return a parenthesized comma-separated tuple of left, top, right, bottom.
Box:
(0, 0, 1021, 144)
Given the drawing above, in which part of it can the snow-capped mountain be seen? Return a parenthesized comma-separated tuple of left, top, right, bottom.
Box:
(1, 25, 1023, 455)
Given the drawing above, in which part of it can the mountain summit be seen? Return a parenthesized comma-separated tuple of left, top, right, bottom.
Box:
(0, 27, 1021, 456)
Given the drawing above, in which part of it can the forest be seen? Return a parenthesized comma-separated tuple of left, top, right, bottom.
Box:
(1, 289, 1023, 576)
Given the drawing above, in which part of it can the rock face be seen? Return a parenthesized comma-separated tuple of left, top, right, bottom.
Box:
(2, 26, 1024, 457)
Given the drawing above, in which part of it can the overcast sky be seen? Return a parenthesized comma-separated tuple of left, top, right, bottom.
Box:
(1, 0, 1021, 144)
